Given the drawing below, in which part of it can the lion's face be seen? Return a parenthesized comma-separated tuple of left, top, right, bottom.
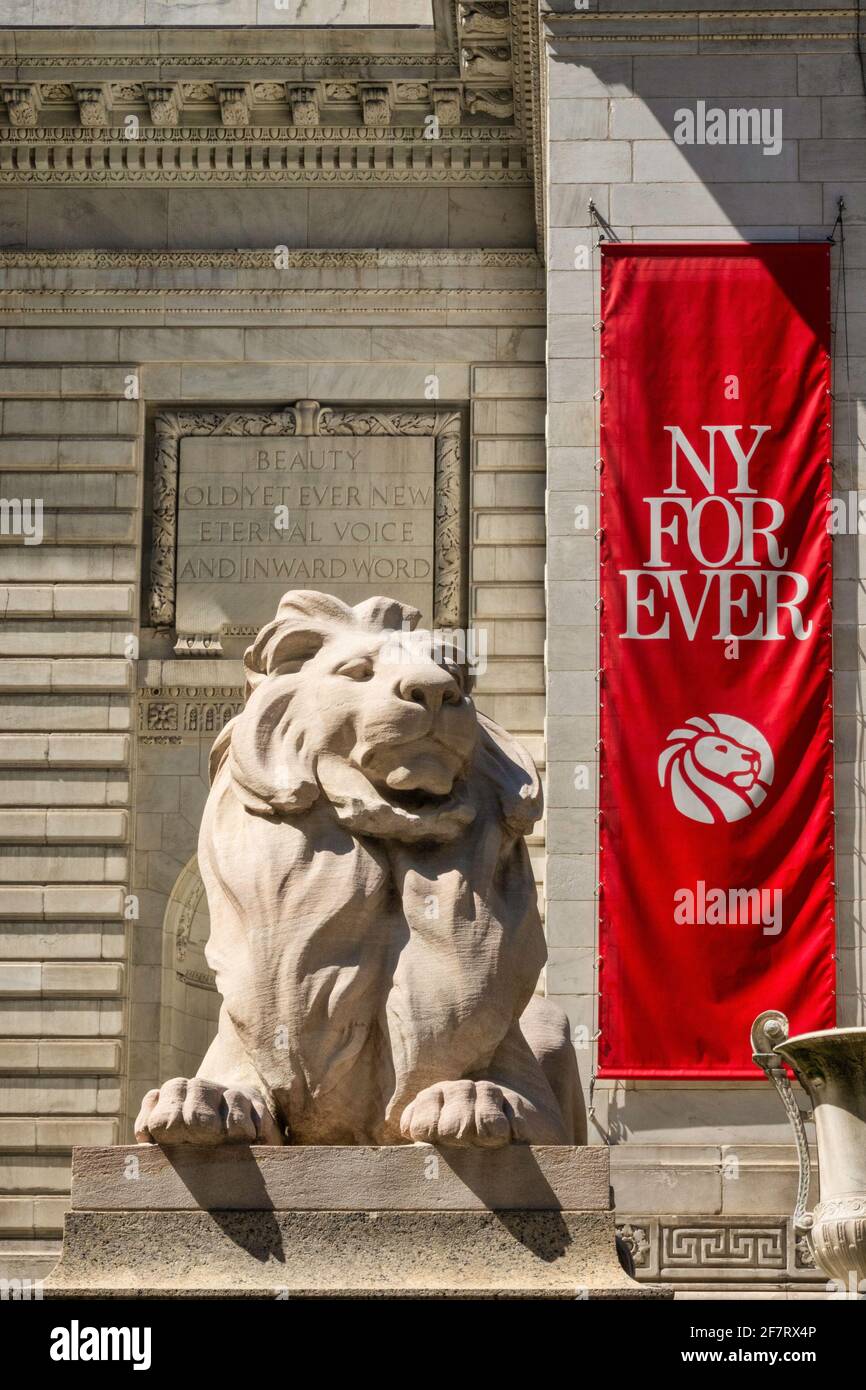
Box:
(692, 734, 760, 788)
(212, 592, 488, 837)
(278, 626, 478, 799)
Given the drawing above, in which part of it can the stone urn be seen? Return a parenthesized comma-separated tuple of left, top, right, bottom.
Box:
(752, 1011, 866, 1285)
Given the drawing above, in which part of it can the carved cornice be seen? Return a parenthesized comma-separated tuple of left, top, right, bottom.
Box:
(0, 6, 529, 180)
(539, 3, 856, 42)
(148, 403, 464, 635)
(0, 80, 515, 128)
(0, 130, 528, 185)
(0, 122, 520, 144)
(2, 54, 456, 70)
(0, 75, 515, 131)
(0, 248, 540, 269)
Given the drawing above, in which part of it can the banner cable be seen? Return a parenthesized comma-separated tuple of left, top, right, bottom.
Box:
(588, 199, 604, 1127)
(828, 196, 849, 982)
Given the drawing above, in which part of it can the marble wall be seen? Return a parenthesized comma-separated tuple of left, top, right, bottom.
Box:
(541, 0, 862, 1294)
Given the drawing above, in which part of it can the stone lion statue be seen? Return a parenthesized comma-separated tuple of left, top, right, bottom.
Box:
(136, 590, 583, 1148)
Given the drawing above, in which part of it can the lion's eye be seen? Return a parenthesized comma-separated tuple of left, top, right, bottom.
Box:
(336, 660, 373, 681)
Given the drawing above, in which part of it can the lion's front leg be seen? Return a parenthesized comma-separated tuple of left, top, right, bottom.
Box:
(400, 1078, 559, 1147)
(135, 1077, 282, 1146)
(399, 1023, 570, 1147)
(135, 1008, 285, 1146)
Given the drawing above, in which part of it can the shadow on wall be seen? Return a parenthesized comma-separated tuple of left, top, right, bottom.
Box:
(160, 854, 222, 1085)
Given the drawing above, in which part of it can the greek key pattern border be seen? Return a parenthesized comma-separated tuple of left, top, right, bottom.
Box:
(616, 1216, 820, 1286)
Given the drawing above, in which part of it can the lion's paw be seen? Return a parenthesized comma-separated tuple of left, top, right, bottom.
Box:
(399, 1079, 533, 1148)
(134, 1077, 282, 1146)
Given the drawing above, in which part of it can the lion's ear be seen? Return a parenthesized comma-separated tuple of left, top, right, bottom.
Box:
(225, 680, 319, 817)
(353, 596, 421, 632)
(475, 712, 543, 833)
(244, 623, 325, 692)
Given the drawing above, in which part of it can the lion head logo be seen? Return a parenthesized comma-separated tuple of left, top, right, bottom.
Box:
(657, 714, 774, 824)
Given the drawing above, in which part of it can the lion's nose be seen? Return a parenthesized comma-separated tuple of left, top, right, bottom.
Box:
(397, 665, 460, 714)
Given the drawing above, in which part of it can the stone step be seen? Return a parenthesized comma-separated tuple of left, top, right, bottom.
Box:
(70, 1142, 611, 1213)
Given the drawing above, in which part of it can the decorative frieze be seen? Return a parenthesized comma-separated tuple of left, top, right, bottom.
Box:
(0, 131, 527, 185)
(0, 248, 539, 270)
(4, 76, 520, 130)
(616, 1217, 824, 1289)
(138, 687, 244, 740)
(663, 1226, 785, 1270)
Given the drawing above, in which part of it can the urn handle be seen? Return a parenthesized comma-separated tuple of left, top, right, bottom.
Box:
(751, 1010, 814, 1234)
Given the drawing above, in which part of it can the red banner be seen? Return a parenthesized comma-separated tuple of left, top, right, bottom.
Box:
(598, 244, 835, 1077)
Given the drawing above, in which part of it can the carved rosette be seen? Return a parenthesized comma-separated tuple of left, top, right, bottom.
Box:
(148, 402, 464, 632)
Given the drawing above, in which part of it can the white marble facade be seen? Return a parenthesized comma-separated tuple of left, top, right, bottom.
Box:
(0, 1, 861, 1296)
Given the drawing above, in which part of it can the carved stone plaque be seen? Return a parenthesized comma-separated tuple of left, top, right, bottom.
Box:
(175, 434, 435, 635)
(147, 404, 463, 640)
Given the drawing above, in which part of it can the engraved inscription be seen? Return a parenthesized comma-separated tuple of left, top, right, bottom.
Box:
(175, 435, 435, 634)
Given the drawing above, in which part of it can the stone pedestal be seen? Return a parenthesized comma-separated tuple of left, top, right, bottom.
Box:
(44, 1144, 670, 1299)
